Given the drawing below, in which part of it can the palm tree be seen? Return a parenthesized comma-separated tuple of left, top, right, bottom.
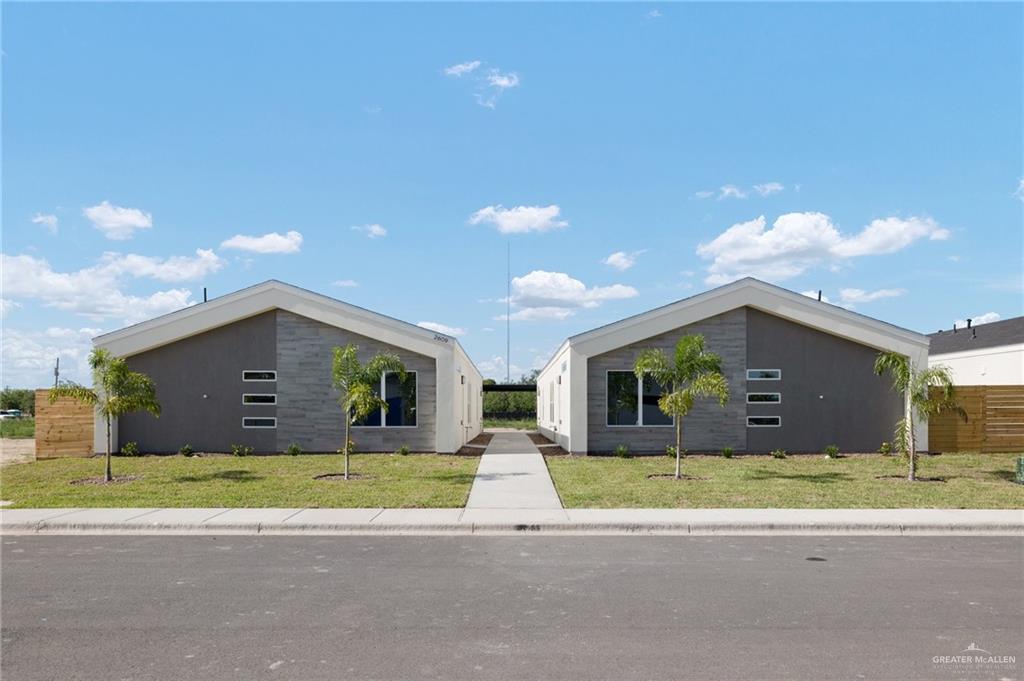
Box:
(874, 351, 960, 481)
(634, 335, 731, 479)
(331, 344, 406, 480)
(49, 348, 160, 482)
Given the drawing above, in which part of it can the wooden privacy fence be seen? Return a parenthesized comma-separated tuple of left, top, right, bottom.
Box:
(929, 385, 1024, 453)
(34, 389, 94, 459)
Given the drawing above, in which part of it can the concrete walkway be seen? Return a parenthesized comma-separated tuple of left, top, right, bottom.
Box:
(1, 507, 1021, 535)
(464, 431, 563, 512)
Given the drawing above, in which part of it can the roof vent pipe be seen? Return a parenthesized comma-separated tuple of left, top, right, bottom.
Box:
(953, 323, 957, 333)
(817, 290, 822, 301)
(967, 318, 972, 329)
(203, 287, 208, 303)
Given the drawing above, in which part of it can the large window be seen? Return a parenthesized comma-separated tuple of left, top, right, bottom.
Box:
(607, 371, 672, 427)
(355, 371, 417, 427)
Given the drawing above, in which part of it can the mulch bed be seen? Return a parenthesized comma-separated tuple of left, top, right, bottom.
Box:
(313, 473, 373, 482)
(527, 432, 554, 446)
(69, 475, 142, 486)
(537, 444, 570, 457)
(468, 432, 494, 447)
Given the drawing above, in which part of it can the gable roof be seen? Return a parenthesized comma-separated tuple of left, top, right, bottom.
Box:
(94, 280, 466, 360)
(565, 277, 929, 359)
(928, 316, 1024, 355)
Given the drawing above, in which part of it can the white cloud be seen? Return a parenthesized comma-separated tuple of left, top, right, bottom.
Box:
(476, 355, 522, 381)
(476, 68, 520, 108)
(1, 253, 200, 324)
(469, 205, 568, 234)
(444, 60, 481, 77)
(801, 290, 831, 303)
(351, 223, 387, 239)
(97, 249, 225, 282)
(500, 270, 638, 321)
(485, 69, 520, 90)
(838, 288, 906, 305)
(954, 312, 1001, 328)
(694, 190, 715, 199)
(220, 230, 303, 254)
(697, 212, 951, 285)
(717, 185, 748, 200)
(1, 298, 22, 317)
(645, 9, 663, 18)
(1, 326, 103, 387)
(1014, 179, 1024, 202)
(481, 327, 495, 332)
(753, 182, 785, 196)
(31, 213, 58, 234)
(83, 201, 153, 240)
(332, 279, 359, 288)
(602, 250, 644, 271)
(417, 321, 466, 337)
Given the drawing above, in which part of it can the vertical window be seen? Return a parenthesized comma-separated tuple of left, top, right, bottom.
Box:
(356, 372, 417, 427)
(642, 375, 672, 426)
(607, 371, 639, 425)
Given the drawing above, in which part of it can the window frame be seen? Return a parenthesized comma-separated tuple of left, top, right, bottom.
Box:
(242, 393, 277, 405)
(746, 369, 781, 381)
(746, 392, 781, 404)
(746, 415, 782, 428)
(242, 416, 277, 429)
(242, 370, 277, 382)
(605, 369, 674, 428)
(352, 370, 419, 429)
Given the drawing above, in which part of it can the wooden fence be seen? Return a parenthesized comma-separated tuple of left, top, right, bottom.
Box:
(929, 385, 1024, 453)
(34, 389, 94, 459)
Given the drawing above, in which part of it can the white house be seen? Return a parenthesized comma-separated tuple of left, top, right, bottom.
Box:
(928, 316, 1024, 385)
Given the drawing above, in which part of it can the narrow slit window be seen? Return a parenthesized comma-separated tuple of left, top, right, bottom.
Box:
(242, 370, 276, 382)
(746, 393, 781, 404)
(242, 417, 276, 428)
(747, 416, 781, 427)
(747, 369, 781, 380)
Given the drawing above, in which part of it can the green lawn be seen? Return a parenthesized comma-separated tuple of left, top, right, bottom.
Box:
(0, 417, 34, 439)
(482, 417, 537, 430)
(546, 453, 1024, 509)
(0, 453, 480, 509)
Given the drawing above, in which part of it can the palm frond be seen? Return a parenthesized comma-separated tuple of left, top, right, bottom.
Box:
(48, 384, 99, 406)
(634, 349, 671, 386)
(686, 371, 730, 406)
(874, 351, 910, 392)
(363, 351, 406, 384)
(331, 345, 362, 391)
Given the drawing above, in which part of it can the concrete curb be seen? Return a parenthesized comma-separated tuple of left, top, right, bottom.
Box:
(1, 508, 1021, 536)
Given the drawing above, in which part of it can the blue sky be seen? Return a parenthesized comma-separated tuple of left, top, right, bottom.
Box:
(3, 2, 1022, 387)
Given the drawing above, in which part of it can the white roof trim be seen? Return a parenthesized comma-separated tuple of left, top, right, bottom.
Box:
(568, 278, 928, 358)
(94, 280, 462, 360)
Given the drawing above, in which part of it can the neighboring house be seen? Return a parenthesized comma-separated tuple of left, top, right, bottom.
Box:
(536, 278, 929, 455)
(928, 316, 1024, 385)
(92, 280, 483, 454)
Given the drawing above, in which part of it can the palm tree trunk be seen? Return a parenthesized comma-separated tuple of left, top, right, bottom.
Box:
(906, 388, 916, 482)
(344, 419, 350, 481)
(675, 419, 682, 480)
(105, 416, 113, 482)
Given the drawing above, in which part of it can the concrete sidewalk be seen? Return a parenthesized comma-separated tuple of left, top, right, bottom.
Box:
(1, 507, 1020, 536)
(464, 431, 563, 510)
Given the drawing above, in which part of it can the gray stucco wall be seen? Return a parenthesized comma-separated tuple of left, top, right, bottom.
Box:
(275, 311, 436, 453)
(119, 311, 278, 453)
(745, 308, 901, 453)
(586, 308, 748, 454)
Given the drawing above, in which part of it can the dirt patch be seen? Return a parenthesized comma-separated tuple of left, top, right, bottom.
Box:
(454, 446, 486, 456)
(646, 474, 710, 481)
(537, 444, 569, 457)
(468, 432, 494, 447)
(874, 475, 947, 483)
(313, 473, 373, 481)
(69, 475, 142, 486)
(527, 432, 554, 446)
(1, 439, 36, 466)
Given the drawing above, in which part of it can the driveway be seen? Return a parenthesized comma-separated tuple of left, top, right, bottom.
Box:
(0, 439, 34, 467)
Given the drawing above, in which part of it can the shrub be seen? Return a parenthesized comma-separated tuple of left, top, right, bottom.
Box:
(824, 444, 840, 459)
(722, 447, 734, 458)
(614, 444, 631, 458)
(121, 441, 140, 456)
(179, 443, 195, 457)
(231, 443, 253, 457)
(771, 448, 787, 459)
(665, 445, 675, 458)
(878, 441, 892, 455)
(396, 444, 411, 456)
(286, 442, 302, 456)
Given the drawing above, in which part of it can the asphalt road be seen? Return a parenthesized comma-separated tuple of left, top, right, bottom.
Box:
(2, 536, 1021, 681)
